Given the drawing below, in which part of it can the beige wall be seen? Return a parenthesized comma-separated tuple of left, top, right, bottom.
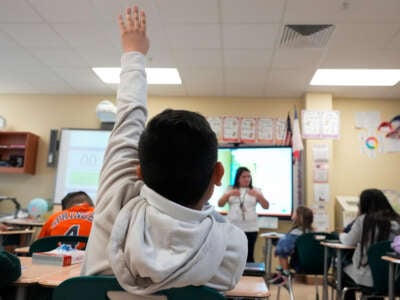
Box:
(332, 98, 400, 195)
(0, 94, 300, 207)
(1, 94, 399, 208)
(1, 93, 400, 263)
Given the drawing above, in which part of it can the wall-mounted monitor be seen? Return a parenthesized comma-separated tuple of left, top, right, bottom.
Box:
(208, 145, 293, 218)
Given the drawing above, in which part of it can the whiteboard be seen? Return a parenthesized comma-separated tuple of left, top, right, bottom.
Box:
(53, 129, 111, 204)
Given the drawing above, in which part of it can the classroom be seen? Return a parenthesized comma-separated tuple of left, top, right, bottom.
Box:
(0, 1, 400, 299)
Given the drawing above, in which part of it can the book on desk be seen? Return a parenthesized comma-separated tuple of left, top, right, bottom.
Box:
(32, 244, 85, 266)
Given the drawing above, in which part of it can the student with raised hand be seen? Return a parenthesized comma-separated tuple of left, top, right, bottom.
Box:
(81, 4, 247, 295)
(340, 188, 400, 300)
(218, 166, 269, 262)
(38, 191, 94, 240)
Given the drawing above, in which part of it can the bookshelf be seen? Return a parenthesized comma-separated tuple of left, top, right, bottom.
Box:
(0, 131, 39, 174)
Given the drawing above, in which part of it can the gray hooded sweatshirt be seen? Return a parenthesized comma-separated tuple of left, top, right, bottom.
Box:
(81, 52, 247, 295)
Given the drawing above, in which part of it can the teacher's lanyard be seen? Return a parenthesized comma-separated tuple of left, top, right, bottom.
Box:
(239, 189, 247, 220)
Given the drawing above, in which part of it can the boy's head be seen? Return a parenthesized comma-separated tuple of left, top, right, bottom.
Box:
(61, 191, 93, 210)
(138, 109, 223, 209)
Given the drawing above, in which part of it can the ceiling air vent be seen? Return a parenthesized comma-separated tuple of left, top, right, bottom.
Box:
(280, 24, 335, 48)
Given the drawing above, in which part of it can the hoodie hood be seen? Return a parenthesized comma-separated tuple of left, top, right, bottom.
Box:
(109, 184, 245, 295)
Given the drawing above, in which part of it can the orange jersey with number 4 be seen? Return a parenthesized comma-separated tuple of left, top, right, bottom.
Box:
(38, 203, 94, 239)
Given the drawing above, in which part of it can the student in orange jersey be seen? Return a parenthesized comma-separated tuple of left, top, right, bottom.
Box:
(38, 191, 94, 239)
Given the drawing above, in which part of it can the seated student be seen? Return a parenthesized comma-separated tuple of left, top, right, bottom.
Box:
(269, 206, 314, 285)
(340, 188, 400, 300)
(0, 250, 21, 299)
(38, 191, 94, 239)
(81, 4, 247, 296)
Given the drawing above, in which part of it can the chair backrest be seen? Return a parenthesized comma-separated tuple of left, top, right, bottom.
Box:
(53, 275, 226, 300)
(293, 232, 336, 275)
(367, 240, 393, 295)
(28, 235, 89, 256)
(159, 285, 225, 300)
(53, 275, 123, 300)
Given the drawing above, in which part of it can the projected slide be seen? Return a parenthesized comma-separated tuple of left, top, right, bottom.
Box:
(54, 129, 111, 204)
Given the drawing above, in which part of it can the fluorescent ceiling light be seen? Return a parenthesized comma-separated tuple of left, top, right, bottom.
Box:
(92, 67, 182, 85)
(310, 69, 400, 86)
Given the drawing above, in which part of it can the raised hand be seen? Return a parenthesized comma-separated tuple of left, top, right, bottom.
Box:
(118, 5, 149, 55)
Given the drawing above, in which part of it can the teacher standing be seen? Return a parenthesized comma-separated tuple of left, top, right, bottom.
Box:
(218, 166, 269, 262)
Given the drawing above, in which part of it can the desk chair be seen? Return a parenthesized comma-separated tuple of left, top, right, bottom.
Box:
(28, 235, 88, 256)
(276, 232, 336, 300)
(53, 275, 226, 300)
(342, 240, 400, 300)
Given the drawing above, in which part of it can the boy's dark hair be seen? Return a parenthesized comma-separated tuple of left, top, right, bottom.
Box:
(61, 191, 93, 210)
(138, 109, 218, 208)
(233, 166, 253, 189)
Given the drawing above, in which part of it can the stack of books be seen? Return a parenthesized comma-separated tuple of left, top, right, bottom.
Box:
(32, 244, 85, 266)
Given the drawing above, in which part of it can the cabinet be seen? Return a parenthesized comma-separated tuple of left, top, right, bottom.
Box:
(0, 131, 39, 174)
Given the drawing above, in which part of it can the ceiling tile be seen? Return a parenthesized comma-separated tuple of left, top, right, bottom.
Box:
(0, 0, 43, 23)
(272, 49, 323, 69)
(92, 0, 157, 22)
(180, 68, 224, 96)
(225, 68, 267, 85)
(328, 24, 400, 51)
(74, 46, 122, 67)
(267, 69, 314, 88)
(166, 24, 221, 49)
(222, 24, 280, 49)
(284, 0, 347, 24)
(29, 0, 99, 23)
(321, 48, 400, 68)
(30, 49, 89, 67)
(174, 49, 222, 68)
(223, 49, 273, 67)
(386, 28, 400, 50)
(0, 0, 399, 98)
(52, 23, 115, 48)
(334, 0, 400, 23)
(220, 0, 285, 23)
(0, 23, 68, 47)
(225, 83, 264, 98)
(155, 0, 219, 23)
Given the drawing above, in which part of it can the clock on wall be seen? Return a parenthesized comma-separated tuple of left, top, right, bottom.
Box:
(0, 116, 6, 130)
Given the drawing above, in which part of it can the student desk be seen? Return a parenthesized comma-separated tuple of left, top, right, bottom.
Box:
(381, 255, 400, 300)
(14, 256, 81, 300)
(259, 232, 283, 280)
(321, 241, 356, 300)
(14, 257, 269, 299)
